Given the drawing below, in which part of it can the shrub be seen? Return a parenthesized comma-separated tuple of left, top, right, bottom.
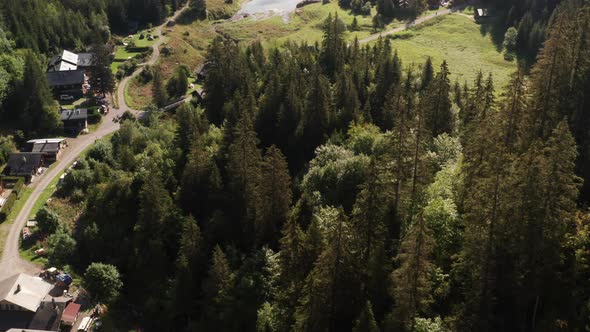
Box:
(0, 192, 17, 222)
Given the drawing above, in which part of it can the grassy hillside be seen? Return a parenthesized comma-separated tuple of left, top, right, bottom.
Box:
(385, 13, 516, 87)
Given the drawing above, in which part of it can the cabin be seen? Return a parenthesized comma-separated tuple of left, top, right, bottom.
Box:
(60, 109, 88, 133)
(46, 70, 85, 98)
(25, 138, 67, 162)
(475, 8, 492, 20)
(2, 153, 44, 181)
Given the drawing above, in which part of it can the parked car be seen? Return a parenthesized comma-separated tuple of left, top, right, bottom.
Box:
(60, 94, 74, 101)
(78, 317, 92, 331)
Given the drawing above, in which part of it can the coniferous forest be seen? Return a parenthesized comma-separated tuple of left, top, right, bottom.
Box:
(1, 0, 590, 331)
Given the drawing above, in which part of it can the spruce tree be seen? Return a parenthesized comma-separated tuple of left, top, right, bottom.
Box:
(391, 214, 435, 331)
(255, 145, 292, 247)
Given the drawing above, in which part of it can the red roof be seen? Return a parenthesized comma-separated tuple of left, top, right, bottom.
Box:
(62, 302, 81, 324)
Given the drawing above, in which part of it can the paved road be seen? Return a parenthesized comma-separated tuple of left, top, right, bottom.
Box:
(359, 7, 452, 44)
(0, 113, 120, 281)
(0, 3, 190, 281)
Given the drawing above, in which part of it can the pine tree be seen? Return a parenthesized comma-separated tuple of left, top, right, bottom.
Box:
(420, 57, 434, 91)
(173, 216, 203, 326)
(152, 65, 168, 107)
(391, 214, 435, 331)
(89, 36, 115, 97)
(19, 50, 60, 135)
(423, 60, 453, 136)
(255, 145, 292, 247)
(202, 245, 236, 330)
(227, 111, 263, 241)
(352, 301, 381, 332)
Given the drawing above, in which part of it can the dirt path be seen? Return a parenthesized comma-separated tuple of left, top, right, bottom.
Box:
(359, 7, 453, 44)
(0, 3, 190, 281)
(117, 2, 190, 113)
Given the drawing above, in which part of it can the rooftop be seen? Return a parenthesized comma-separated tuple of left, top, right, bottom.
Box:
(4, 153, 44, 176)
(0, 274, 52, 312)
(60, 109, 88, 121)
(46, 70, 84, 87)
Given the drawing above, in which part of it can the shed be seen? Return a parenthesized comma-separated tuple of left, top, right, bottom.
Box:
(26, 138, 67, 161)
(60, 109, 88, 133)
(61, 302, 81, 326)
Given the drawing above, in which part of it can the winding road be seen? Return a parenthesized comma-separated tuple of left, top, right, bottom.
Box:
(0, 3, 190, 281)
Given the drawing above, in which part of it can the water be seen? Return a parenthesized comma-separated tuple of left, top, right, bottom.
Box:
(237, 0, 302, 19)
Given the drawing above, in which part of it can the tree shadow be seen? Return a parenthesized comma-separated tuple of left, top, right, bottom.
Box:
(175, 8, 205, 25)
(478, 16, 507, 53)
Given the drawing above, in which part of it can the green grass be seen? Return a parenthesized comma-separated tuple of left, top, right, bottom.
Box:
(114, 47, 143, 61)
(0, 186, 33, 256)
(124, 30, 160, 48)
(382, 13, 516, 87)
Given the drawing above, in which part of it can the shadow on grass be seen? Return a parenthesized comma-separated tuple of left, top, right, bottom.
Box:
(478, 16, 507, 53)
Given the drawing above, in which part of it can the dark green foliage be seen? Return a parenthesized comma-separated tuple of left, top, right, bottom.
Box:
(166, 65, 190, 98)
(45, 2, 590, 331)
(83, 262, 123, 304)
(36, 207, 60, 235)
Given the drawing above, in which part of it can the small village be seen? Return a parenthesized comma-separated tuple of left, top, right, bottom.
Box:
(0, 47, 111, 331)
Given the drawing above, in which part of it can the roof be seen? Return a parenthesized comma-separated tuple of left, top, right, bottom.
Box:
(46, 70, 84, 87)
(0, 274, 52, 312)
(60, 109, 88, 121)
(61, 302, 81, 324)
(4, 153, 44, 176)
(77, 53, 94, 67)
(61, 50, 78, 65)
(31, 142, 61, 154)
(28, 300, 65, 331)
(27, 138, 66, 144)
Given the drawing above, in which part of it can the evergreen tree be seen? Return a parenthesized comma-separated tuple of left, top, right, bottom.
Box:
(255, 145, 292, 247)
(420, 57, 434, 91)
(19, 50, 60, 135)
(152, 65, 168, 107)
(391, 214, 434, 331)
(352, 301, 381, 332)
(423, 61, 453, 136)
(202, 245, 236, 330)
(89, 37, 115, 97)
(227, 111, 263, 241)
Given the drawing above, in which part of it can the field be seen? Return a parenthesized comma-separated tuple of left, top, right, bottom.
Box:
(383, 13, 515, 87)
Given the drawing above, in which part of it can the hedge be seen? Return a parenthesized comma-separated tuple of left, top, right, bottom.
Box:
(2, 176, 24, 197)
(0, 191, 17, 222)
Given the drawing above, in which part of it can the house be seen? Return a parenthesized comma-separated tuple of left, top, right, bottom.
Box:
(475, 8, 492, 20)
(0, 274, 52, 312)
(25, 139, 67, 162)
(47, 50, 94, 72)
(60, 302, 81, 326)
(60, 109, 88, 133)
(2, 153, 44, 181)
(195, 62, 209, 81)
(46, 70, 85, 98)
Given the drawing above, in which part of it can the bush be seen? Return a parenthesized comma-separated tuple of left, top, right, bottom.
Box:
(0, 192, 17, 222)
(88, 112, 102, 124)
(36, 207, 60, 235)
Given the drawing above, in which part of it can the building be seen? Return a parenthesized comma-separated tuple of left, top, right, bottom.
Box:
(0, 274, 52, 312)
(46, 70, 85, 98)
(475, 8, 492, 20)
(25, 139, 67, 162)
(60, 109, 88, 133)
(2, 153, 44, 181)
(47, 50, 94, 72)
(60, 302, 81, 326)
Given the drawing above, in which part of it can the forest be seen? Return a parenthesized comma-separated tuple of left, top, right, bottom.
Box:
(30, 0, 589, 331)
(0, 0, 589, 331)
